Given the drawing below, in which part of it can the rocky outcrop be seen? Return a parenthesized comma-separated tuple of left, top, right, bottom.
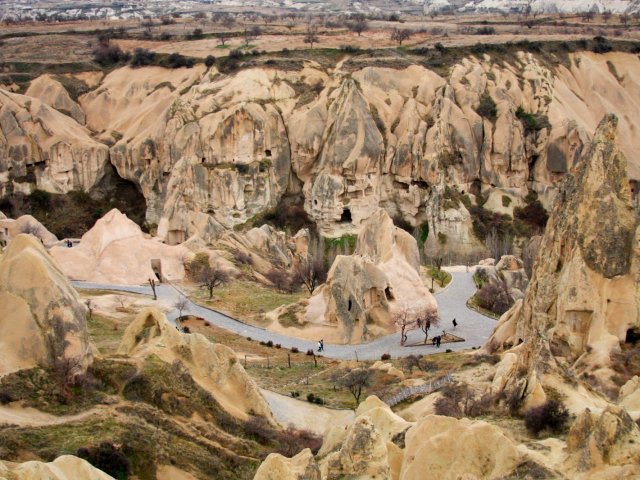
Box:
(118, 308, 274, 423)
(0, 214, 58, 246)
(4, 52, 640, 254)
(400, 415, 521, 480)
(566, 406, 640, 477)
(476, 254, 529, 304)
(255, 397, 525, 480)
(50, 209, 188, 284)
(0, 455, 114, 480)
(301, 209, 437, 344)
(0, 234, 92, 377)
(0, 89, 109, 197)
(254, 449, 320, 480)
(486, 115, 640, 409)
(25, 75, 85, 125)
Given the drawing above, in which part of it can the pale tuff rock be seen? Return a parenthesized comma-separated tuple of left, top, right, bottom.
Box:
(321, 416, 391, 480)
(0, 234, 92, 377)
(566, 406, 640, 477)
(25, 75, 85, 125)
(400, 415, 521, 480)
(619, 376, 640, 414)
(0, 455, 114, 480)
(303, 209, 437, 344)
(5, 53, 640, 255)
(118, 308, 274, 423)
(253, 449, 321, 480)
(50, 209, 188, 284)
(476, 254, 529, 301)
(0, 214, 58, 246)
(486, 114, 639, 408)
(0, 89, 109, 197)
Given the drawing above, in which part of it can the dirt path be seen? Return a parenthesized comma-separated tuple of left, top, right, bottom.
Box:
(73, 269, 495, 361)
(0, 404, 105, 427)
(260, 389, 354, 436)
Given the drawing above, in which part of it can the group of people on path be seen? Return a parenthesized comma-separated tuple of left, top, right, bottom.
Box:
(317, 339, 324, 352)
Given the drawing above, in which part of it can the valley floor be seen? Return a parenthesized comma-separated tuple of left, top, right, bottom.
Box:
(73, 268, 493, 361)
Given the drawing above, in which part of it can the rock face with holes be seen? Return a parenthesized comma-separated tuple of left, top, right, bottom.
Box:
(0, 234, 93, 377)
(486, 115, 640, 411)
(302, 209, 437, 344)
(0, 89, 109, 197)
(4, 52, 640, 255)
(118, 308, 274, 423)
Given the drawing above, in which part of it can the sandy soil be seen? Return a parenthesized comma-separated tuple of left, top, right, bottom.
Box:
(260, 389, 354, 435)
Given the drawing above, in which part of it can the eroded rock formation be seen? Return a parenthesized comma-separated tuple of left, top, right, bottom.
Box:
(118, 308, 274, 423)
(487, 114, 640, 410)
(0, 234, 93, 376)
(294, 209, 437, 344)
(3, 52, 640, 255)
(0, 455, 114, 480)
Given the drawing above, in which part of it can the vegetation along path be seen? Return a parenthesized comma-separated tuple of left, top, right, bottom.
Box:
(73, 270, 494, 361)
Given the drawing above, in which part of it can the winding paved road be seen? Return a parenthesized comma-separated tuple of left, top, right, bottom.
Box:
(72, 270, 495, 361)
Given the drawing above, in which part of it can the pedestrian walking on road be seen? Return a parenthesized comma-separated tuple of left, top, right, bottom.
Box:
(432, 337, 437, 347)
(318, 339, 324, 352)
(436, 336, 441, 348)
(452, 318, 457, 329)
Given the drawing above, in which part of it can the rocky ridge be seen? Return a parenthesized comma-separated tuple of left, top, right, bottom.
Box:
(3, 52, 640, 257)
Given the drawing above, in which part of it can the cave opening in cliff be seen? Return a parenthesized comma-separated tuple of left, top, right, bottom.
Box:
(340, 208, 352, 223)
(265, 149, 272, 157)
(626, 327, 640, 344)
(385, 287, 394, 300)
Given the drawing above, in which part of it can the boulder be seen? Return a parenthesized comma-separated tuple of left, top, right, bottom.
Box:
(0, 234, 92, 377)
(253, 449, 320, 480)
(118, 308, 273, 423)
(321, 416, 390, 480)
(0, 214, 58, 246)
(0, 455, 114, 480)
(400, 415, 521, 480)
(566, 406, 640, 475)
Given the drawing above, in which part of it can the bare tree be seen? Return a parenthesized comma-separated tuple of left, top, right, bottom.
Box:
(486, 228, 513, 260)
(217, 32, 230, 46)
(338, 368, 372, 406)
(293, 254, 328, 294)
(198, 266, 230, 299)
(85, 299, 93, 319)
(393, 304, 420, 345)
(391, 28, 412, 46)
(304, 23, 319, 48)
(148, 278, 157, 300)
(265, 269, 292, 293)
(602, 10, 612, 23)
(416, 309, 440, 344)
(174, 296, 189, 321)
(348, 18, 368, 36)
(244, 25, 262, 46)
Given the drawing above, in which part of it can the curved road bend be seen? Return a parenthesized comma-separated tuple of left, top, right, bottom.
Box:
(72, 271, 495, 361)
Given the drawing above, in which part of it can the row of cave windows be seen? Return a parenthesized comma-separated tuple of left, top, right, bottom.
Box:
(199, 150, 272, 164)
